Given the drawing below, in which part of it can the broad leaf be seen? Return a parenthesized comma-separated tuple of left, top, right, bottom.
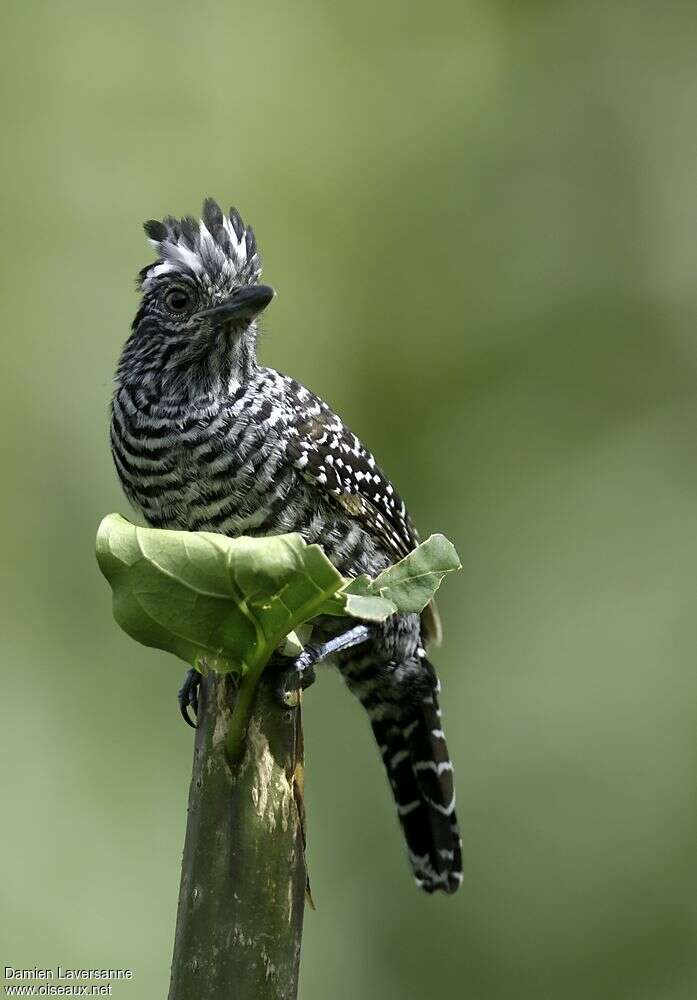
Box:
(315, 535, 461, 620)
(369, 534, 461, 613)
(96, 514, 346, 675)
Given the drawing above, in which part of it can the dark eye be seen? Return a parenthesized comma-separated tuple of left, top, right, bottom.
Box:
(165, 288, 192, 313)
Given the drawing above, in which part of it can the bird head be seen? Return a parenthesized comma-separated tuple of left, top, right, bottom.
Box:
(119, 198, 274, 397)
(136, 197, 274, 341)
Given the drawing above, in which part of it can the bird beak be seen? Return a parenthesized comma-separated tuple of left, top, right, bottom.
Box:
(197, 285, 275, 324)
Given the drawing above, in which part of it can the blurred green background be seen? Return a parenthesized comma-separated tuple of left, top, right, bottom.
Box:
(2, 1, 697, 997)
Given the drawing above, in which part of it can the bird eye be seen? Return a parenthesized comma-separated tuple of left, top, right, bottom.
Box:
(165, 288, 192, 313)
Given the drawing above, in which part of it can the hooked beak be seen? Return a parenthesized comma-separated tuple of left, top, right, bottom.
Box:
(197, 284, 275, 324)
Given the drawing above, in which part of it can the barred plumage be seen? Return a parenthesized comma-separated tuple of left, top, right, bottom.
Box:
(110, 198, 462, 893)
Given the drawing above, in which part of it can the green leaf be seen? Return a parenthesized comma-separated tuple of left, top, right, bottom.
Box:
(314, 535, 461, 621)
(369, 534, 461, 614)
(96, 514, 345, 676)
(317, 575, 398, 622)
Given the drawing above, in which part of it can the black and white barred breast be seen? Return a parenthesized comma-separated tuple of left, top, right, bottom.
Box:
(112, 371, 373, 569)
(110, 367, 462, 893)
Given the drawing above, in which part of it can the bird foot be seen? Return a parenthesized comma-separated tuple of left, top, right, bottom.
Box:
(178, 667, 201, 728)
(273, 653, 317, 707)
(273, 623, 373, 707)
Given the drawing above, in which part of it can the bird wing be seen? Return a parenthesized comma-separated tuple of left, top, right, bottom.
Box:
(286, 389, 442, 645)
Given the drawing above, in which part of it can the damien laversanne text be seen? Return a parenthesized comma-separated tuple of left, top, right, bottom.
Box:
(4, 969, 133, 981)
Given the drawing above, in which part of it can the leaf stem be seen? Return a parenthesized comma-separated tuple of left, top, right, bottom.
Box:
(224, 649, 272, 763)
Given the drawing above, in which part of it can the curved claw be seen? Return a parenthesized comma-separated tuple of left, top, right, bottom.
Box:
(180, 700, 197, 729)
(178, 668, 201, 729)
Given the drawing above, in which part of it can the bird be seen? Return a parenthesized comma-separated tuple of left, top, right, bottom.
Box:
(110, 198, 462, 894)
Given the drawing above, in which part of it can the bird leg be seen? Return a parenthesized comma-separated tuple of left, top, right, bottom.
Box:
(274, 624, 373, 706)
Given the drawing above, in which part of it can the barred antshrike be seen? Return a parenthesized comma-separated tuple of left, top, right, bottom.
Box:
(110, 199, 462, 893)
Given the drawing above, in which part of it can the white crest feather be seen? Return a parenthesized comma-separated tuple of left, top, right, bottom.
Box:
(221, 213, 246, 259)
(153, 237, 204, 274)
(140, 200, 261, 290)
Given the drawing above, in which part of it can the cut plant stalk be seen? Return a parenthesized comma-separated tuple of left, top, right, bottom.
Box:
(168, 669, 307, 1000)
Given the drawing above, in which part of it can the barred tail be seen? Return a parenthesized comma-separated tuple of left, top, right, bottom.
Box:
(351, 658, 462, 895)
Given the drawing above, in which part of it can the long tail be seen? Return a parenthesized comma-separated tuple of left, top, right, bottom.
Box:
(346, 656, 463, 893)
